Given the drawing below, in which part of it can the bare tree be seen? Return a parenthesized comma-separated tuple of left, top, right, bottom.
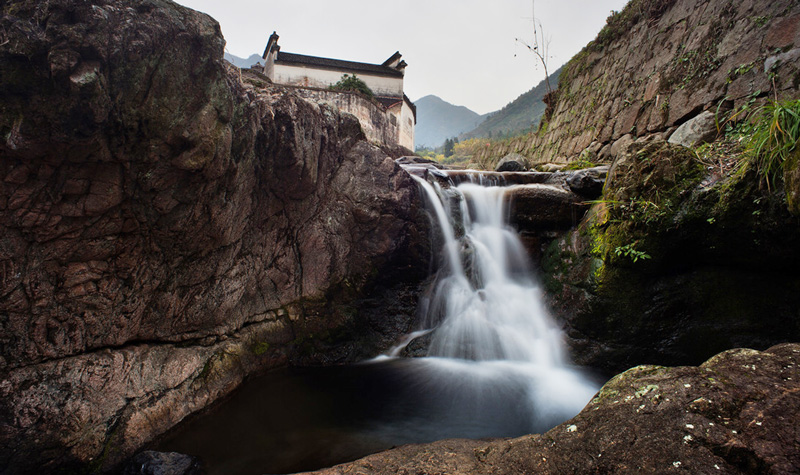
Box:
(515, 0, 552, 98)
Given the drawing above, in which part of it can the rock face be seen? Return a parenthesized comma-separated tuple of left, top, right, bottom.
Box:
(541, 140, 800, 374)
(473, 0, 800, 165)
(303, 343, 800, 475)
(0, 0, 426, 471)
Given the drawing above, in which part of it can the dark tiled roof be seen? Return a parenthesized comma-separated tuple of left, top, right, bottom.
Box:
(382, 51, 402, 66)
(375, 95, 417, 122)
(376, 96, 402, 108)
(276, 52, 404, 78)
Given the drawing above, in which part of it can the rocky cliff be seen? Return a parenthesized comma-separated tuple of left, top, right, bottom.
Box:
(0, 0, 426, 471)
(475, 0, 800, 164)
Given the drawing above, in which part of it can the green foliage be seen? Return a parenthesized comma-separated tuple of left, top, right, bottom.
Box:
(329, 74, 374, 98)
(613, 242, 652, 263)
(443, 137, 456, 157)
(741, 98, 800, 189)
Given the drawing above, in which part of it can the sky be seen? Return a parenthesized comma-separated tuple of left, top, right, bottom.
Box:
(174, 0, 630, 115)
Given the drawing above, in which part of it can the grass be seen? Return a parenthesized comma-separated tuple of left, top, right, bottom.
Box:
(742, 98, 800, 189)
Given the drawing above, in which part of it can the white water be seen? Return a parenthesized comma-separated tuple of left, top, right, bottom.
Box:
(391, 170, 599, 432)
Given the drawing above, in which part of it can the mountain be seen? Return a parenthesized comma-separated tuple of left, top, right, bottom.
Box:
(414, 95, 487, 148)
(224, 52, 264, 69)
(464, 66, 562, 140)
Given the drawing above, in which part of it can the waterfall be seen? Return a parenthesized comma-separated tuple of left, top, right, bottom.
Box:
(414, 178, 566, 364)
(393, 169, 599, 432)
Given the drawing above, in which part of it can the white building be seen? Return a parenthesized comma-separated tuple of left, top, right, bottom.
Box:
(262, 32, 416, 150)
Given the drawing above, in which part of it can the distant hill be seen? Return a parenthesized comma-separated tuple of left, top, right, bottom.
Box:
(224, 52, 263, 69)
(414, 95, 488, 149)
(463, 66, 562, 140)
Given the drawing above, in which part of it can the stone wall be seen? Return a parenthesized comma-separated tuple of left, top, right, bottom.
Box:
(475, 0, 800, 164)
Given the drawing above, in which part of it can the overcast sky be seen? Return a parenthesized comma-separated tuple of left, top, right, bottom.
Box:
(174, 0, 629, 114)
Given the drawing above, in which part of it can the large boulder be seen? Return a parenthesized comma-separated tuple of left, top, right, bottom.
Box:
(541, 140, 800, 373)
(508, 185, 589, 230)
(566, 165, 609, 198)
(303, 344, 800, 474)
(0, 0, 427, 471)
(668, 110, 718, 148)
(495, 152, 529, 172)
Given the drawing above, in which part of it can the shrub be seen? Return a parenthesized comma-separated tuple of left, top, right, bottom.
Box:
(330, 74, 374, 99)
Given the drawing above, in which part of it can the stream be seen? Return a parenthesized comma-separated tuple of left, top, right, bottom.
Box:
(156, 168, 600, 474)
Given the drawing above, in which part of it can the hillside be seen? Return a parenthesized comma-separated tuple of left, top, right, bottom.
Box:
(473, 0, 800, 166)
(464, 66, 562, 140)
(414, 95, 486, 148)
(224, 52, 263, 69)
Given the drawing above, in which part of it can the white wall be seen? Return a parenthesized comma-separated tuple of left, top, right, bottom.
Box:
(272, 64, 403, 97)
(399, 101, 415, 151)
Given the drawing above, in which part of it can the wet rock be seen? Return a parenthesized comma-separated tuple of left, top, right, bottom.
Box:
(122, 451, 203, 475)
(395, 156, 442, 167)
(495, 153, 529, 172)
(668, 111, 717, 148)
(302, 344, 800, 475)
(507, 185, 589, 230)
(566, 165, 609, 198)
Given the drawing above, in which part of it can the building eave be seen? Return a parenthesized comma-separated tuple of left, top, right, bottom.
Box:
(276, 52, 404, 78)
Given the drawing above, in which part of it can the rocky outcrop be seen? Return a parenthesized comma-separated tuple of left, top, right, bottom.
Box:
(473, 0, 800, 165)
(0, 0, 426, 471)
(303, 343, 800, 475)
(541, 140, 800, 374)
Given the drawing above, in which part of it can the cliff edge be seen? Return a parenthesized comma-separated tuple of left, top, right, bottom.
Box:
(0, 0, 426, 471)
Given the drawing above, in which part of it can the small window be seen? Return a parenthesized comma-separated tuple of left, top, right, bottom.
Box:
(390, 115, 397, 126)
(408, 118, 413, 127)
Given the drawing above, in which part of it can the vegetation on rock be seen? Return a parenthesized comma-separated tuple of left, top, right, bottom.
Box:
(740, 98, 800, 194)
(541, 134, 800, 373)
(329, 74, 374, 99)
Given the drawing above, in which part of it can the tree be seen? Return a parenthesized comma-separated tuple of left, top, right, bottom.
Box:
(515, 0, 552, 98)
(444, 138, 455, 157)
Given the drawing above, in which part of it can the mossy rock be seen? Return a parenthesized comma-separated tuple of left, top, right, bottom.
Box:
(784, 149, 800, 216)
(543, 139, 800, 374)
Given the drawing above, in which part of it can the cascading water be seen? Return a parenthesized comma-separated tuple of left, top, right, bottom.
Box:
(156, 168, 600, 475)
(415, 178, 565, 363)
(390, 170, 599, 431)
